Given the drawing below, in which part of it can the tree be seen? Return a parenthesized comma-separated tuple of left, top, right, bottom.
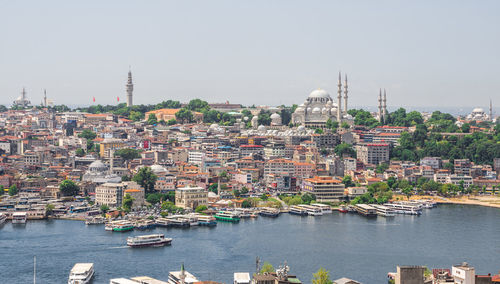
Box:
(100, 204, 110, 213)
(375, 163, 389, 174)
(334, 143, 356, 158)
(0, 185, 4, 195)
(195, 205, 208, 213)
(342, 175, 355, 187)
(129, 111, 143, 121)
(147, 113, 158, 125)
(402, 186, 413, 200)
(187, 99, 209, 112)
(78, 129, 97, 140)
(133, 167, 158, 194)
(167, 119, 177, 125)
(241, 200, 252, 208)
(312, 267, 333, 284)
(5, 184, 21, 197)
(301, 193, 316, 204)
(326, 119, 339, 131)
(257, 110, 272, 126)
(175, 108, 194, 123)
(233, 189, 241, 198)
(59, 180, 80, 196)
(75, 148, 85, 157)
(260, 194, 269, 201)
(341, 122, 350, 129)
(115, 148, 140, 167)
(122, 194, 135, 212)
(45, 204, 55, 216)
(260, 262, 274, 273)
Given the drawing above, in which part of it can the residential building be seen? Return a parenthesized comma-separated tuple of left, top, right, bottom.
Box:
(302, 176, 345, 202)
(355, 143, 390, 165)
(175, 186, 208, 209)
(446, 175, 473, 189)
(395, 266, 425, 284)
(420, 157, 443, 169)
(99, 138, 125, 158)
(452, 263, 475, 284)
(95, 181, 143, 208)
(454, 159, 472, 176)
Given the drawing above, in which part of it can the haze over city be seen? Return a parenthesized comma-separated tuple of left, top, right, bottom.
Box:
(1, 0, 499, 108)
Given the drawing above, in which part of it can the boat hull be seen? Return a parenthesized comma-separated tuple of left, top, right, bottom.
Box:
(127, 239, 172, 248)
(113, 226, 134, 232)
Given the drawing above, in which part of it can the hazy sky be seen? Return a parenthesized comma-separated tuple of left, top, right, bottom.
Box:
(1, 0, 499, 109)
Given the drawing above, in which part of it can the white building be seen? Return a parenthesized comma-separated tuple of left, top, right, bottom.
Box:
(188, 151, 205, 166)
(452, 262, 475, 284)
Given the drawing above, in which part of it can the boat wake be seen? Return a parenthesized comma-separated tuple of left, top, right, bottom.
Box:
(108, 246, 128, 249)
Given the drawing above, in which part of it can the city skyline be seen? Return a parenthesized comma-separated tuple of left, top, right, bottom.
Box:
(1, 0, 499, 107)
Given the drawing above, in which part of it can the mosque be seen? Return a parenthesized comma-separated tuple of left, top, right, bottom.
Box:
(291, 72, 352, 128)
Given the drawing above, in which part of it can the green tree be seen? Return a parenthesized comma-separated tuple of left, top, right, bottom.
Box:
(241, 200, 252, 208)
(312, 267, 333, 284)
(147, 113, 158, 125)
(195, 205, 208, 213)
(167, 119, 177, 125)
(187, 99, 209, 112)
(260, 262, 274, 273)
(334, 143, 356, 158)
(0, 185, 4, 195)
(115, 148, 140, 167)
(133, 167, 158, 194)
(402, 186, 413, 200)
(45, 204, 55, 216)
(129, 111, 143, 121)
(78, 129, 97, 140)
(175, 108, 194, 123)
(375, 163, 389, 174)
(100, 204, 110, 213)
(122, 193, 135, 212)
(75, 148, 85, 157)
(341, 122, 350, 129)
(59, 180, 80, 196)
(257, 110, 272, 126)
(342, 175, 355, 187)
(260, 194, 269, 201)
(326, 119, 339, 131)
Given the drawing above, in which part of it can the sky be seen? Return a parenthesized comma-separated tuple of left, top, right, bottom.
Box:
(0, 0, 499, 110)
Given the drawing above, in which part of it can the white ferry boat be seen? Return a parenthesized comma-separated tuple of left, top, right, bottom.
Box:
(289, 205, 308, 216)
(183, 214, 199, 226)
(85, 216, 105, 225)
(383, 203, 422, 215)
(353, 204, 377, 217)
(155, 217, 171, 227)
(311, 203, 332, 214)
(372, 205, 396, 217)
(234, 208, 253, 218)
(127, 234, 172, 248)
(0, 213, 7, 225)
(68, 263, 94, 284)
(12, 212, 27, 224)
(298, 205, 323, 216)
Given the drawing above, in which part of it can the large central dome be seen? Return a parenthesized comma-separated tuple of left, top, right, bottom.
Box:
(308, 89, 331, 99)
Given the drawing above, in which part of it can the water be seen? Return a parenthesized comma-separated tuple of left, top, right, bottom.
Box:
(1, 204, 499, 284)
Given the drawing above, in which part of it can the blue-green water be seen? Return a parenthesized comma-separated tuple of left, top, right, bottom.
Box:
(1, 204, 499, 284)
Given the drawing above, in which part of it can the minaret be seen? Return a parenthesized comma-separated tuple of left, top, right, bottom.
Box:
(179, 263, 186, 284)
(378, 89, 383, 122)
(343, 74, 348, 114)
(383, 89, 388, 122)
(337, 72, 342, 123)
(43, 89, 47, 107)
(126, 68, 134, 107)
(490, 99, 493, 122)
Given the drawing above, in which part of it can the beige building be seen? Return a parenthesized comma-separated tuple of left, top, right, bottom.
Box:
(95, 181, 144, 208)
(99, 138, 125, 158)
(124, 188, 145, 208)
(175, 186, 208, 210)
(355, 143, 390, 165)
(302, 176, 345, 202)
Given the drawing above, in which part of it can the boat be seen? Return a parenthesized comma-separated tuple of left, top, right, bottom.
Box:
(289, 205, 308, 216)
(298, 205, 323, 216)
(234, 208, 252, 218)
(183, 215, 199, 226)
(127, 234, 172, 248)
(311, 203, 333, 214)
(134, 219, 156, 230)
(372, 205, 396, 217)
(167, 215, 190, 228)
(12, 212, 27, 224)
(155, 217, 171, 227)
(112, 221, 134, 232)
(215, 211, 240, 222)
(68, 263, 94, 284)
(338, 205, 349, 213)
(354, 204, 377, 217)
(85, 216, 105, 225)
(258, 207, 280, 218)
(0, 213, 7, 225)
(196, 215, 217, 226)
(383, 203, 422, 215)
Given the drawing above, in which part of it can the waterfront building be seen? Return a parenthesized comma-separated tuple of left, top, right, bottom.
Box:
(302, 176, 345, 202)
(123, 188, 145, 208)
(454, 159, 472, 176)
(168, 264, 199, 284)
(394, 265, 426, 284)
(234, 273, 251, 284)
(355, 143, 390, 165)
(175, 186, 208, 209)
(95, 181, 143, 208)
(452, 263, 475, 284)
(264, 159, 295, 181)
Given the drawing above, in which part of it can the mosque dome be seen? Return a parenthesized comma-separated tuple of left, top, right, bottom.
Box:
(88, 160, 108, 173)
(312, 107, 321, 114)
(297, 125, 306, 132)
(472, 108, 484, 113)
(295, 107, 305, 114)
(150, 164, 167, 175)
(258, 125, 266, 131)
(270, 113, 281, 119)
(308, 89, 331, 99)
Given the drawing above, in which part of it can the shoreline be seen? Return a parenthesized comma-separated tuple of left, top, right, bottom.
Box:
(399, 195, 500, 209)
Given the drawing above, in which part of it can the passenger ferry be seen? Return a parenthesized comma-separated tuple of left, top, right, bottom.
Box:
(311, 203, 332, 214)
(85, 216, 105, 225)
(167, 215, 190, 228)
(68, 263, 94, 284)
(289, 205, 308, 216)
(127, 234, 172, 248)
(258, 207, 280, 217)
(338, 205, 349, 213)
(183, 215, 199, 227)
(215, 211, 240, 222)
(155, 217, 171, 227)
(12, 212, 27, 224)
(0, 213, 7, 225)
(112, 221, 134, 232)
(234, 208, 253, 218)
(134, 219, 156, 230)
(383, 203, 422, 215)
(372, 205, 396, 217)
(196, 215, 217, 226)
(298, 205, 323, 216)
(353, 204, 377, 217)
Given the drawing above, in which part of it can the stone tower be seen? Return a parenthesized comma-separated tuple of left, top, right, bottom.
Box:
(383, 89, 388, 122)
(378, 89, 383, 122)
(343, 74, 348, 114)
(126, 69, 134, 107)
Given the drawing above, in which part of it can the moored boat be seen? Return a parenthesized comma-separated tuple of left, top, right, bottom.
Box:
(338, 205, 349, 213)
(112, 221, 134, 232)
(196, 215, 217, 226)
(354, 204, 377, 217)
(134, 219, 156, 230)
(372, 204, 396, 217)
(258, 207, 280, 218)
(289, 205, 308, 216)
(68, 263, 94, 284)
(0, 213, 7, 225)
(215, 211, 240, 222)
(85, 216, 105, 225)
(297, 205, 323, 216)
(155, 217, 171, 227)
(127, 234, 172, 248)
(311, 203, 332, 214)
(12, 212, 27, 224)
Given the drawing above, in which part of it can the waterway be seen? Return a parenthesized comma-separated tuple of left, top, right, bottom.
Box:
(1, 204, 499, 283)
